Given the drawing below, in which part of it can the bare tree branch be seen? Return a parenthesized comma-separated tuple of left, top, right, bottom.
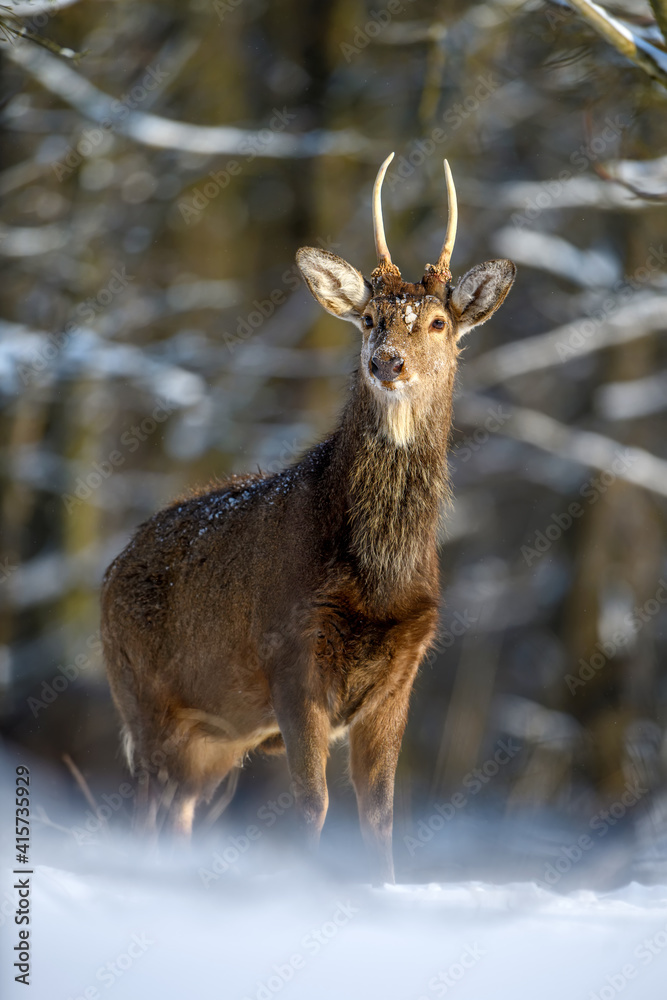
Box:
(649, 0, 667, 43)
(5, 42, 371, 158)
(464, 294, 667, 389)
(593, 158, 667, 201)
(465, 174, 658, 211)
(564, 0, 667, 90)
(595, 369, 667, 419)
(5, 0, 80, 14)
(457, 392, 667, 498)
(1, 0, 81, 58)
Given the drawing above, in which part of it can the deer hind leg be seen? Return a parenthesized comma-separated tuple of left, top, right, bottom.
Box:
(272, 683, 331, 847)
(160, 734, 243, 840)
(134, 772, 160, 840)
(165, 786, 198, 839)
(127, 718, 240, 843)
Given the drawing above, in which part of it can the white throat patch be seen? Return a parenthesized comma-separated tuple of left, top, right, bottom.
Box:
(382, 393, 414, 447)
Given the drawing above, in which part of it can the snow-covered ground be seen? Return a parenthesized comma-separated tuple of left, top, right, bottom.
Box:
(3, 745, 667, 999)
(2, 842, 667, 1000)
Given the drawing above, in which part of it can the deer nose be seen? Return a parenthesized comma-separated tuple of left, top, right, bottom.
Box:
(371, 354, 404, 381)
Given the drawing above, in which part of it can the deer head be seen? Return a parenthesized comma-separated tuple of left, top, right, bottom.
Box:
(296, 155, 516, 443)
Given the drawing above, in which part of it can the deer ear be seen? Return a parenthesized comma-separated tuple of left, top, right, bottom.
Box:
(296, 247, 372, 324)
(450, 259, 516, 338)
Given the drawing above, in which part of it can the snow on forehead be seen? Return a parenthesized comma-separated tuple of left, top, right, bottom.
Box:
(392, 294, 440, 332)
(403, 301, 419, 333)
(388, 294, 442, 308)
(380, 294, 444, 333)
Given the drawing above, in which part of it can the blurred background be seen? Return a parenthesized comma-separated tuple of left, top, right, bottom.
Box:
(1, 0, 667, 888)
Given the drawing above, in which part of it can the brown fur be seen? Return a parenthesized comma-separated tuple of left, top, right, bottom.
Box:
(102, 242, 515, 882)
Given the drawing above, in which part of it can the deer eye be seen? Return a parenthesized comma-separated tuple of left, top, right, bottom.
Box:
(430, 318, 445, 331)
(362, 315, 374, 329)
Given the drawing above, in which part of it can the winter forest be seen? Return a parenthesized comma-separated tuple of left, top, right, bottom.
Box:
(1, 0, 667, 998)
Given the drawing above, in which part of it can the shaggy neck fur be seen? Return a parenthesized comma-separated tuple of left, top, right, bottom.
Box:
(326, 369, 456, 611)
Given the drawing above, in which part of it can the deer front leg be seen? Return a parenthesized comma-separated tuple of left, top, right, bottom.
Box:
(272, 685, 331, 848)
(349, 696, 410, 885)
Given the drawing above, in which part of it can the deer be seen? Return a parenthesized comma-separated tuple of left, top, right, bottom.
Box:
(101, 154, 516, 883)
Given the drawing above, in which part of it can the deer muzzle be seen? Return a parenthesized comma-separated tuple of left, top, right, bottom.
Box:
(371, 354, 404, 383)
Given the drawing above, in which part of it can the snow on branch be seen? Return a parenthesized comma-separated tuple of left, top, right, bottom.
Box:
(466, 175, 660, 212)
(5, 43, 370, 158)
(5, 0, 80, 13)
(595, 369, 667, 420)
(1, 0, 82, 58)
(565, 0, 667, 90)
(493, 228, 620, 287)
(457, 392, 667, 497)
(464, 294, 667, 389)
(0, 319, 207, 406)
(596, 152, 667, 201)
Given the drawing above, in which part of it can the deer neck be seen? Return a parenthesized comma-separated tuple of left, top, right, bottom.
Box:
(331, 371, 455, 608)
